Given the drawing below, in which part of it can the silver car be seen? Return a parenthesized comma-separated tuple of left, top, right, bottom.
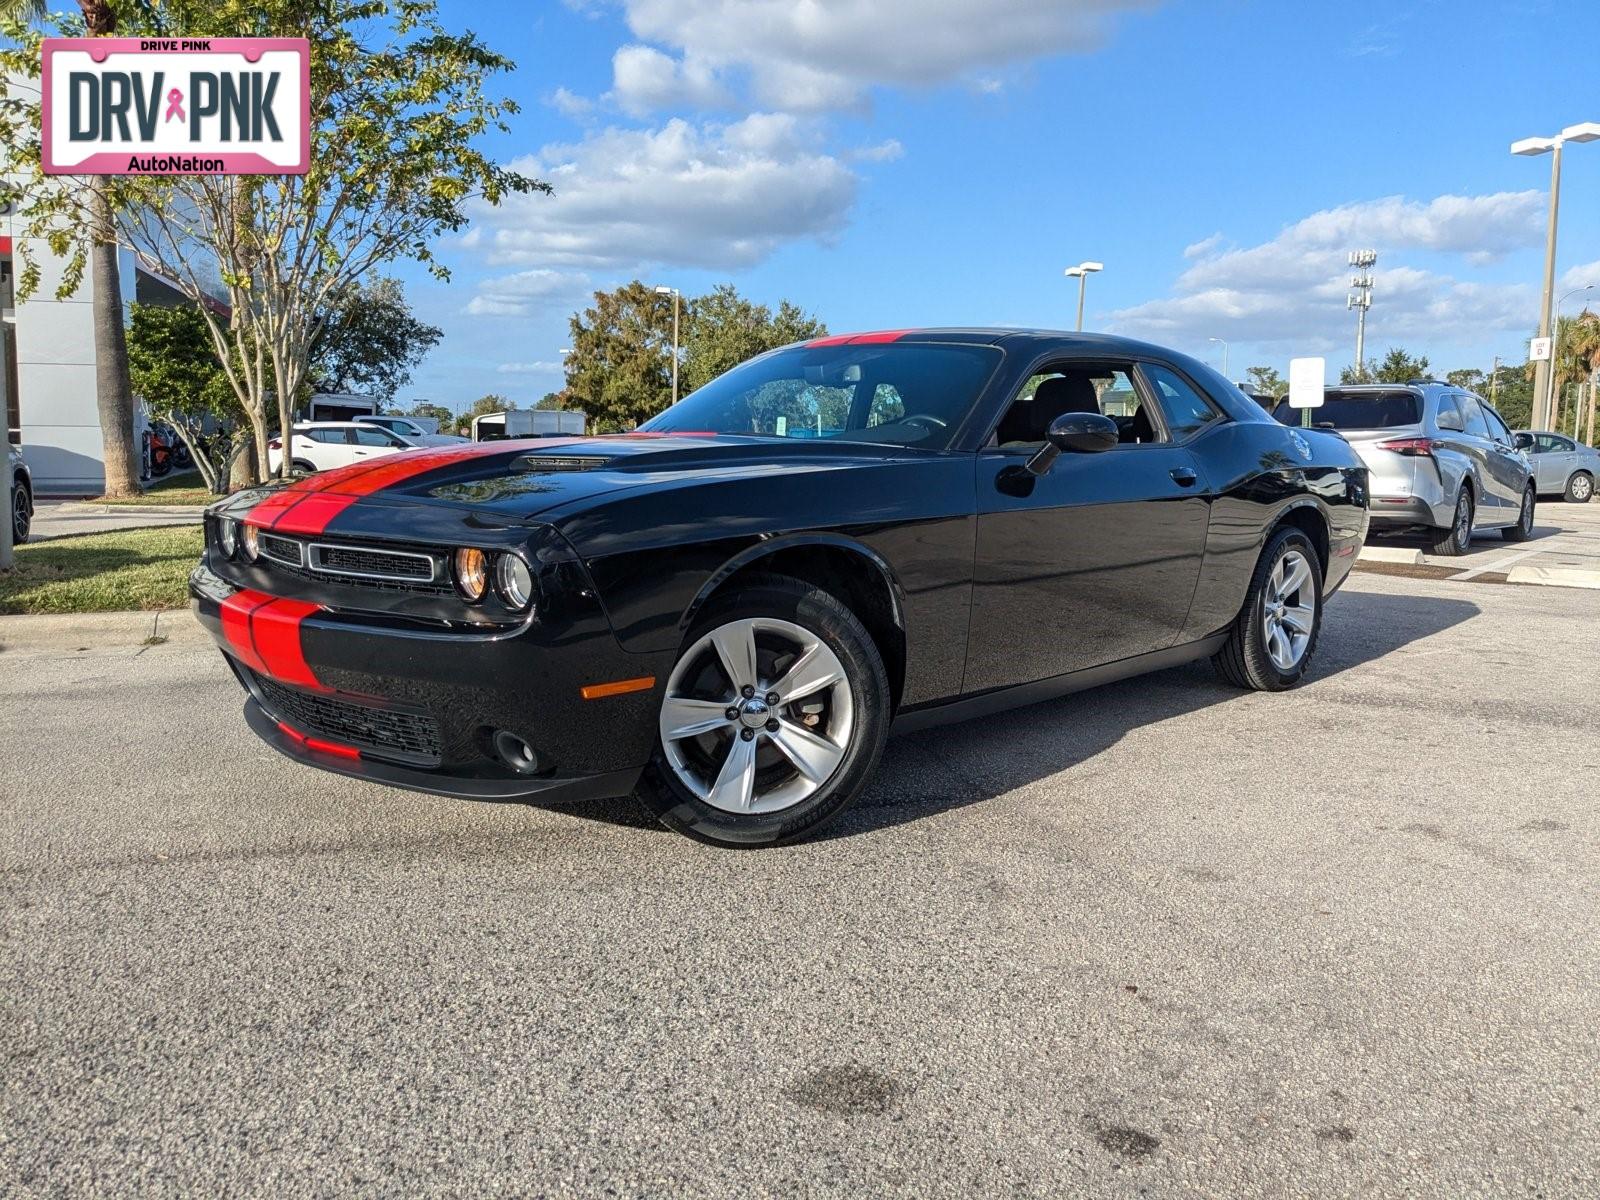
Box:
(1274, 383, 1534, 555)
(1514, 430, 1599, 503)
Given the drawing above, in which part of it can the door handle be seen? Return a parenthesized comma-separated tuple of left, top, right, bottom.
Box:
(1169, 467, 1198, 487)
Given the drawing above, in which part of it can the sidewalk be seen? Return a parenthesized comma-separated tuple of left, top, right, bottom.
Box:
(0, 608, 206, 657)
(31, 498, 206, 542)
(1357, 499, 1600, 589)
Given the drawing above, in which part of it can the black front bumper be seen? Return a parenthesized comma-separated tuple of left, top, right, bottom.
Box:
(242, 697, 642, 802)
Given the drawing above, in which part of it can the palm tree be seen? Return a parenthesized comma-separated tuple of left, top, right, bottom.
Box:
(1563, 311, 1600, 442)
(2, 0, 142, 497)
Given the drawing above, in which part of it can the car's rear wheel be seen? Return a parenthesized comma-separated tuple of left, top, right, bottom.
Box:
(1502, 485, 1536, 541)
(1213, 526, 1322, 692)
(1566, 471, 1593, 503)
(11, 478, 30, 545)
(1428, 487, 1473, 555)
(291, 459, 317, 474)
(635, 574, 890, 847)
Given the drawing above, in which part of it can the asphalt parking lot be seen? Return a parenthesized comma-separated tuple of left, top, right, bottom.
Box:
(3, 571, 1598, 1197)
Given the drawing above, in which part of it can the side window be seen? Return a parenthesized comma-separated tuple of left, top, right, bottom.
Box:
(1460, 397, 1490, 438)
(1140, 364, 1219, 439)
(1480, 403, 1512, 445)
(1533, 434, 1557, 454)
(1554, 436, 1576, 452)
(351, 426, 400, 447)
(992, 364, 1163, 448)
(309, 428, 344, 444)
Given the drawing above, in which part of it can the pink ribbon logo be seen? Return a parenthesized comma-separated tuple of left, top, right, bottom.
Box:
(164, 88, 185, 123)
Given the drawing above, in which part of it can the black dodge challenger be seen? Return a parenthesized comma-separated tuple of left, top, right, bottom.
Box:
(193, 330, 1368, 846)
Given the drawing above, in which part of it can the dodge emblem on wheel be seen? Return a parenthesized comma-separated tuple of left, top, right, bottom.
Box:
(192, 330, 1370, 846)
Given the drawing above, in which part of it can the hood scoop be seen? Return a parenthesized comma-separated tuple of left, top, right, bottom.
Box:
(513, 454, 614, 473)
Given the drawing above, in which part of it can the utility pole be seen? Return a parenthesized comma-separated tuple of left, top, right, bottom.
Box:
(1490, 355, 1500, 407)
(1347, 250, 1376, 380)
(653, 285, 681, 404)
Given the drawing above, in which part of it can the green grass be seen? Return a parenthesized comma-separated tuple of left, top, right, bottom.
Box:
(97, 471, 217, 507)
(0, 525, 204, 614)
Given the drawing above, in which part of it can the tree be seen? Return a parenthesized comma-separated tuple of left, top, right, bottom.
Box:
(1549, 311, 1600, 435)
(0, 0, 141, 497)
(564, 281, 678, 432)
(403, 401, 455, 427)
(2, 0, 548, 483)
(1445, 368, 1487, 392)
(126, 302, 243, 494)
(534, 391, 569, 410)
(458, 393, 513, 436)
(680, 284, 826, 393)
(1243, 366, 1287, 398)
(1341, 347, 1431, 385)
(309, 278, 442, 403)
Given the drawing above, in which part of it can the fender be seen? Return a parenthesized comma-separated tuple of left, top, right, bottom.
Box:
(679, 531, 909, 642)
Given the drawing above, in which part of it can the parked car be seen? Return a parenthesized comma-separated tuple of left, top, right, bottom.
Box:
(1513, 430, 1599, 503)
(1273, 382, 1534, 555)
(355, 414, 468, 447)
(8, 443, 32, 545)
(266, 421, 419, 474)
(195, 329, 1369, 847)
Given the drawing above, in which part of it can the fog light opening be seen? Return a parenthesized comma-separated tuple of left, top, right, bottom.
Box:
(492, 730, 541, 775)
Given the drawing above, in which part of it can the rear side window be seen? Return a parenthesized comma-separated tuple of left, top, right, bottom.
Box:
(1140, 365, 1218, 438)
(1480, 403, 1512, 444)
(1272, 391, 1420, 430)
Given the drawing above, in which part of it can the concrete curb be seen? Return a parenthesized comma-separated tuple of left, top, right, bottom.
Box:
(58, 503, 207, 517)
(1358, 545, 1426, 565)
(0, 608, 206, 656)
(1505, 564, 1600, 590)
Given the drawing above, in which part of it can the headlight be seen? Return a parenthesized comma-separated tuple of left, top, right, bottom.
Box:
(495, 553, 535, 612)
(241, 524, 260, 562)
(453, 547, 488, 602)
(218, 518, 238, 558)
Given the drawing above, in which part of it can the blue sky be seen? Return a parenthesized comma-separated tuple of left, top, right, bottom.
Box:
(396, 0, 1600, 412)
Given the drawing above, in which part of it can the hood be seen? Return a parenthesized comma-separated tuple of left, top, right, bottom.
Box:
(225, 434, 909, 530)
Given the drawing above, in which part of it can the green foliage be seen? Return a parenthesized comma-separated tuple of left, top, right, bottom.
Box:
(403, 401, 455, 426)
(563, 281, 825, 432)
(310, 278, 443, 402)
(126, 302, 242, 492)
(680, 284, 826, 394)
(1341, 347, 1431, 385)
(0, 525, 205, 614)
(1243, 366, 1287, 398)
(534, 391, 568, 410)
(457, 393, 513, 434)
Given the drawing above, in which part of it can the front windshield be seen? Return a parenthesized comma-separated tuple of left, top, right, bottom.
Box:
(639, 342, 1002, 450)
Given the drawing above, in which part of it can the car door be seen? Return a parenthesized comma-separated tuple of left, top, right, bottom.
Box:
(347, 426, 407, 461)
(1461, 397, 1519, 521)
(1477, 401, 1530, 516)
(1540, 434, 1576, 491)
(964, 359, 1211, 693)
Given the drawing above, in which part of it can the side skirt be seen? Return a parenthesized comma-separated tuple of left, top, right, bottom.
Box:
(889, 634, 1228, 736)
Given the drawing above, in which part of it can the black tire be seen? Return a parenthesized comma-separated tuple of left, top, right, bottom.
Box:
(291, 459, 318, 474)
(11, 479, 30, 545)
(1212, 526, 1323, 692)
(1501, 485, 1536, 541)
(634, 574, 891, 848)
(1565, 471, 1593, 504)
(1428, 487, 1473, 556)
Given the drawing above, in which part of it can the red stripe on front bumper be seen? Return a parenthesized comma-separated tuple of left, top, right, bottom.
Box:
(219, 590, 273, 673)
(250, 597, 324, 690)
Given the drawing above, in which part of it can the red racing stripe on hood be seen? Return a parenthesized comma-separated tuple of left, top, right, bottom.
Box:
(806, 330, 914, 347)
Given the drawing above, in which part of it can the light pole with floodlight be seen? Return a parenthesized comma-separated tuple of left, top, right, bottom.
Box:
(1208, 337, 1229, 378)
(1062, 261, 1103, 332)
(1512, 122, 1600, 429)
(654, 285, 681, 404)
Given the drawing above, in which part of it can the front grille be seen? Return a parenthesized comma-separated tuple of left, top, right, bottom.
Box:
(310, 542, 435, 582)
(253, 673, 443, 764)
(259, 532, 304, 568)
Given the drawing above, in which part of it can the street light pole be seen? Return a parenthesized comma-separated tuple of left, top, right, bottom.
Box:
(1513, 122, 1600, 430)
(1062, 261, 1103, 332)
(1208, 337, 1229, 378)
(654, 285, 680, 403)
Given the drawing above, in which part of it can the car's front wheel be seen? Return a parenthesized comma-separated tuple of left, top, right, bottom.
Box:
(1566, 471, 1593, 504)
(635, 574, 891, 847)
(11, 478, 30, 545)
(1213, 526, 1323, 692)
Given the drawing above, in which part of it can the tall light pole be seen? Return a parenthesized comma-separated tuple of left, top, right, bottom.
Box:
(1346, 250, 1376, 379)
(1512, 122, 1600, 430)
(1208, 337, 1230, 378)
(654, 285, 681, 404)
(1062, 261, 1103, 332)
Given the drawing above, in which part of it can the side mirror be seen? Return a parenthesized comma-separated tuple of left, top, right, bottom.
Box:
(1514, 432, 1535, 451)
(1025, 412, 1119, 475)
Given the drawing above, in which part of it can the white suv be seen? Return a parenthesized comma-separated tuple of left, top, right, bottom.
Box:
(267, 422, 418, 474)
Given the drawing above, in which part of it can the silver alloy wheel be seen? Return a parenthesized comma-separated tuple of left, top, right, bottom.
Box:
(1456, 493, 1473, 543)
(1261, 549, 1315, 672)
(11, 486, 25, 542)
(1519, 488, 1534, 531)
(659, 616, 854, 815)
(1574, 473, 1593, 501)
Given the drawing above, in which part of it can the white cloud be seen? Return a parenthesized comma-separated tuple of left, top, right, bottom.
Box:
(460, 115, 855, 271)
(496, 361, 565, 375)
(605, 0, 1158, 112)
(1559, 260, 1600, 301)
(1112, 192, 1547, 350)
(610, 44, 729, 115)
(849, 138, 904, 163)
(465, 269, 593, 317)
(547, 87, 594, 119)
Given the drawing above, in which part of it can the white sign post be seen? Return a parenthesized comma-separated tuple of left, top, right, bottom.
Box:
(1529, 337, 1553, 363)
(1288, 357, 1326, 408)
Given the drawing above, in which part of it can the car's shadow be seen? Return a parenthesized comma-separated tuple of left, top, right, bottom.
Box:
(539, 589, 1481, 840)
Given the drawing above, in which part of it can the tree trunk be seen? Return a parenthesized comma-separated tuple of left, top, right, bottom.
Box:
(229, 435, 260, 491)
(1586, 382, 1596, 447)
(88, 185, 141, 499)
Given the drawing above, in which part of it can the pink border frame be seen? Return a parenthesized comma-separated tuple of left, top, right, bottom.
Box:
(41, 37, 310, 175)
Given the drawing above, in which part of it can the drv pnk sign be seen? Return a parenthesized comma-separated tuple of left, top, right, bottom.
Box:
(42, 38, 309, 175)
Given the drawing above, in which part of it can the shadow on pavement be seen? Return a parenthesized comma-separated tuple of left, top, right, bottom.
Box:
(538, 588, 1481, 840)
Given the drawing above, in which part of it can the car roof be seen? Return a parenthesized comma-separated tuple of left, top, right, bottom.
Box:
(783, 328, 1202, 357)
(292, 421, 384, 429)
